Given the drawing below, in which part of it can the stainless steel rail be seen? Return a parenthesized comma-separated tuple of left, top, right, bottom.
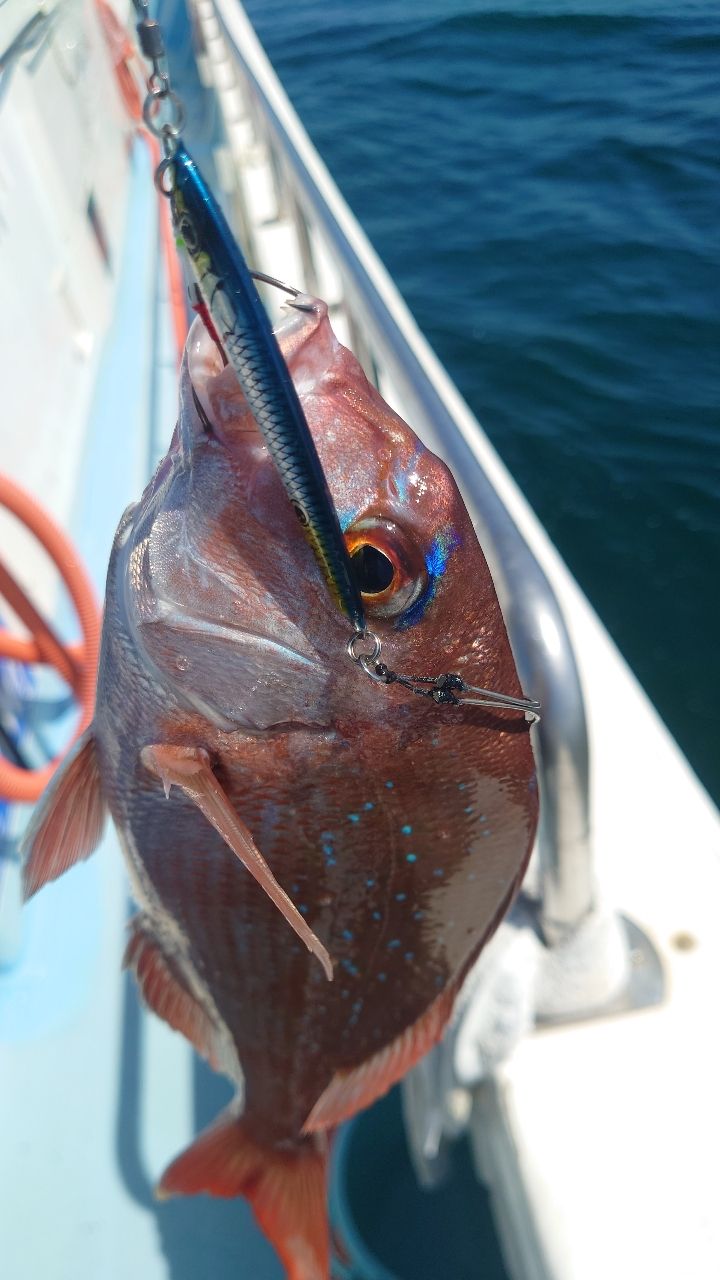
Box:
(193, 0, 595, 946)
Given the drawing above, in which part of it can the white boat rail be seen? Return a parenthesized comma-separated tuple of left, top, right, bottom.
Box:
(189, 0, 598, 960)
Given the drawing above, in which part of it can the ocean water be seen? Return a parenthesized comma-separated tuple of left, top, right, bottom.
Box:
(237, 0, 719, 803)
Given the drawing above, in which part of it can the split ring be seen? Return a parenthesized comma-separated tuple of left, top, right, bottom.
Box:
(143, 87, 185, 138)
(154, 156, 175, 197)
(347, 629, 381, 664)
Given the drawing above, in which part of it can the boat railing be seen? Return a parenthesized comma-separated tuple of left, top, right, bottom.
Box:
(190, 0, 597, 955)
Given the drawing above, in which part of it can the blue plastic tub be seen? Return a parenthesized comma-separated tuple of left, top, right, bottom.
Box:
(329, 1088, 510, 1280)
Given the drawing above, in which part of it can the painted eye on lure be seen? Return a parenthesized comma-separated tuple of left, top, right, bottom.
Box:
(346, 519, 428, 619)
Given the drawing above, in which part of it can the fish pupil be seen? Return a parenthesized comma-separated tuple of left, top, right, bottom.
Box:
(351, 544, 395, 594)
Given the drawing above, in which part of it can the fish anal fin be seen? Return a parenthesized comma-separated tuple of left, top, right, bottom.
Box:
(303, 980, 459, 1134)
(141, 743, 333, 981)
(158, 1110, 329, 1280)
(22, 727, 106, 899)
(123, 917, 221, 1069)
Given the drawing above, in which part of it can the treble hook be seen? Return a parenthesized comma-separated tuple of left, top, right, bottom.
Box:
(250, 270, 301, 297)
(250, 271, 316, 312)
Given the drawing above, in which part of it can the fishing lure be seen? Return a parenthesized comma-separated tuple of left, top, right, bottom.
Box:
(166, 140, 365, 634)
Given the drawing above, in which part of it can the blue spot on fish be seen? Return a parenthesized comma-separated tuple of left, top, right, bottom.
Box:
(395, 892, 407, 902)
(372, 910, 382, 921)
(405, 952, 415, 962)
(464, 805, 474, 815)
(342, 929, 354, 942)
(413, 910, 425, 921)
(378, 972, 387, 982)
(433, 868, 445, 878)
(348, 813, 360, 824)
(482, 829, 492, 838)
(299, 904, 309, 914)
(387, 939, 401, 950)
(366, 877, 376, 888)
(364, 801, 374, 811)
(341, 958, 359, 976)
(385, 780, 394, 789)
(406, 852, 417, 863)
(401, 824, 412, 835)
(458, 782, 466, 791)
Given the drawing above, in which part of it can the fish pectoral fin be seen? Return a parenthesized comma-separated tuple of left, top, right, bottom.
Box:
(124, 916, 223, 1069)
(22, 727, 107, 899)
(302, 979, 460, 1134)
(140, 744, 333, 982)
(158, 1110, 329, 1280)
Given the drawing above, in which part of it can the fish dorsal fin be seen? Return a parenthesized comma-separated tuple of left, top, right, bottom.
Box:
(303, 979, 460, 1134)
(158, 1111, 329, 1280)
(22, 727, 107, 899)
(141, 744, 333, 982)
(124, 916, 222, 1070)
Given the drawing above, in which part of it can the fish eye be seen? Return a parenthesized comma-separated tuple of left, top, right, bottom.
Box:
(351, 544, 395, 595)
(346, 520, 428, 619)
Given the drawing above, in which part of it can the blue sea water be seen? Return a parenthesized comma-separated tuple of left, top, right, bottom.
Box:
(237, 0, 719, 803)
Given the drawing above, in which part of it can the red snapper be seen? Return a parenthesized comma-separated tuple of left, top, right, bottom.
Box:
(23, 297, 538, 1279)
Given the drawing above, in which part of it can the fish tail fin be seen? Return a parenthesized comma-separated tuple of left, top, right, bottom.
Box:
(158, 1110, 330, 1280)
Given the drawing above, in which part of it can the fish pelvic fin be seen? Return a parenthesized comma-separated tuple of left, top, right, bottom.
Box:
(158, 1110, 330, 1280)
(141, 744, 333, 981)
(123, 916, 223, 1070)
(303, 979, 460, 1134)
(21, 727, 106, 899)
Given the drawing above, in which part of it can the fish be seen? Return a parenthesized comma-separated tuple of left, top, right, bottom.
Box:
(21, 296, 538, 1280)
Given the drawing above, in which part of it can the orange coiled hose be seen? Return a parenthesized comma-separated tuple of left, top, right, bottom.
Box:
(0, 474, 100, 803)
